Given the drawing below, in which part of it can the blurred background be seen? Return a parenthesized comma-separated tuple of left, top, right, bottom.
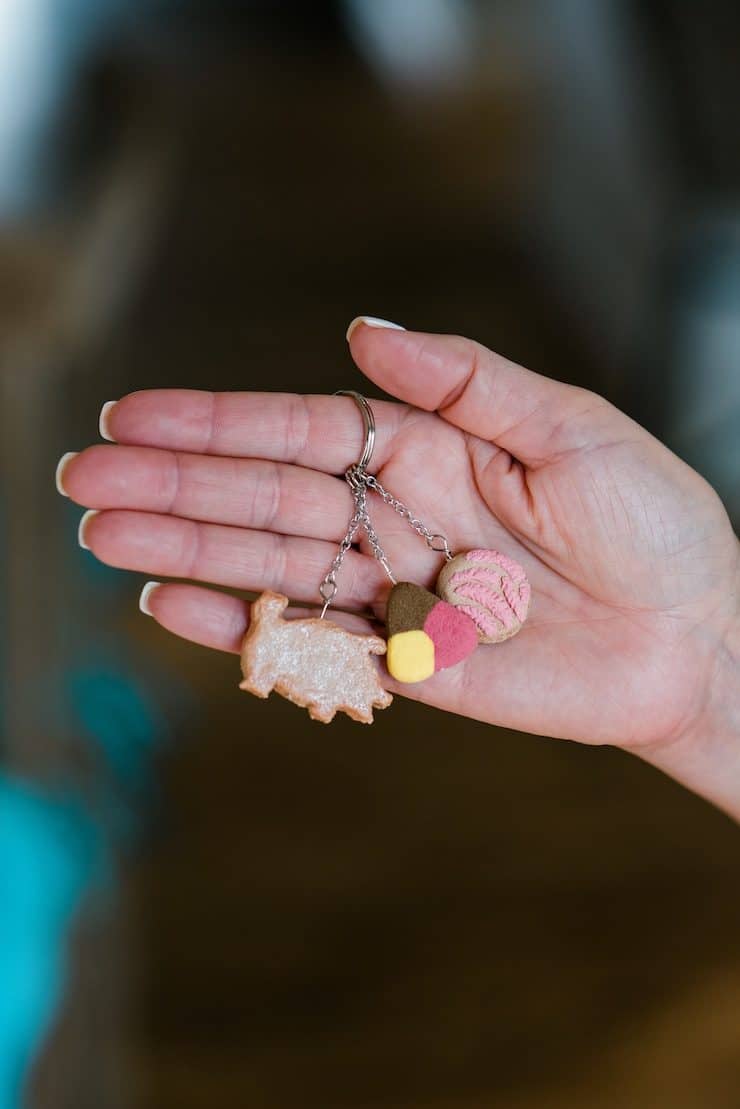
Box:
(1, 2, 739, 1107)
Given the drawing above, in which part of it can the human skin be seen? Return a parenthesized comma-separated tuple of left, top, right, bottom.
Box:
(56, 319, 740, 819)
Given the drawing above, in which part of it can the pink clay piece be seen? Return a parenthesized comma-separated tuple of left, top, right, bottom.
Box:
(423, 601, 479, 670)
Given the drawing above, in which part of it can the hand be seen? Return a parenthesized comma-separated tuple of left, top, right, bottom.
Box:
(57, 319, 740, 816)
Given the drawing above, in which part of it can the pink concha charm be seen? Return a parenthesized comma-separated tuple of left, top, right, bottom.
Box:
(436, 549, 530, 644)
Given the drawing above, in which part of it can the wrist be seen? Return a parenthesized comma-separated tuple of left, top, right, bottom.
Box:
(643, 597, 740, 820)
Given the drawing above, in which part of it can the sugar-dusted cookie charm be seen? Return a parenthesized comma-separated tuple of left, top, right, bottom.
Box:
(386, 582, 478, 683)
(436, 549, 530, 644)
(240, 592, 392, 724)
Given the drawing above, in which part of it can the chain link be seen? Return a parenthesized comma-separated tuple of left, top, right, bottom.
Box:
(319, 464, 451, 617)
(364, 474, 453, 560)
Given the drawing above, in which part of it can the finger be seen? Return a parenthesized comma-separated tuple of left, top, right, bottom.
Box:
(348, 322, 630, 467)
(81, 509, 388, 610)
(141, 581, 624, 746)
(62, 445, 354, 542)
(101, 390, 407, 474)
(143, 581, 248, 652)
(139, 582, 376, 653)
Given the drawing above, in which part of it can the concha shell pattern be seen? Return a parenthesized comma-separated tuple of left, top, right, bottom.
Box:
(436, 548, 530, 644)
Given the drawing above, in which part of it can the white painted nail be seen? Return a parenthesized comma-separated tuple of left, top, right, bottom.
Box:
(346, 316, 406, 341)
(55, 451, 78, 497)
(78, 509, 100, 550)
(139, 580, 162, 617)
(99, 400, 117, 441)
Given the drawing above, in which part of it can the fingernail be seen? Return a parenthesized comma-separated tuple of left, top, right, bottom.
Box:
(99, 400, 117, 441)
(55, 451, 78, 496)
(78, 509, 100, 550)
(139, 580, 161, 617)
(346, 316, 406, 342)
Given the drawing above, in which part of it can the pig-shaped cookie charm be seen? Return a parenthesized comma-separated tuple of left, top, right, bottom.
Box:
(239, 591, 392, 724)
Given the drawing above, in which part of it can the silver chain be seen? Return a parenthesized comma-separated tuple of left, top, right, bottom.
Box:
(364, 474, 453, 559)
(319, 464, 452, 618)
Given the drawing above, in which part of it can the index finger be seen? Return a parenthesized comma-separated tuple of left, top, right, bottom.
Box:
(100, 390, 408, 473)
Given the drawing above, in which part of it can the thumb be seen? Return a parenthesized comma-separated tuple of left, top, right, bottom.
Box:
(347, 317, 627, 467)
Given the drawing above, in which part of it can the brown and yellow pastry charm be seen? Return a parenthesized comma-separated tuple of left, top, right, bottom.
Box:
(386, 582, 478, 683)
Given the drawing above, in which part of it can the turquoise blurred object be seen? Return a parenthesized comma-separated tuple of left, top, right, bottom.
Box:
(0, 493, 183, 1105)
(0, 777, 104, 1109)
(69, 665, 169, 844)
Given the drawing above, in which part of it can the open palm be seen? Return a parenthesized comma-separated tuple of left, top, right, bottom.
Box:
(60, 322, 738, 772)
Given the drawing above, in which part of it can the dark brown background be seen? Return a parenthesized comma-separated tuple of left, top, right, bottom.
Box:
(3, 5, 738, 1107)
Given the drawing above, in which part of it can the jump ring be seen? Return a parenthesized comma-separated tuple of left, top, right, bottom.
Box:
(319, 580, 337, 602)
(335, 390, 376, 472)
(429, 534, 451, 555)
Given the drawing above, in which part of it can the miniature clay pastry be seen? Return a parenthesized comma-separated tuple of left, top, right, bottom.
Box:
(386, 582, 479, 683)
(436, 548, 530, 644)
(240, 591, 392, 724)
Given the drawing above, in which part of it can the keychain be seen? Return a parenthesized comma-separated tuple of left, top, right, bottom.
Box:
(239, 391, 530, 723)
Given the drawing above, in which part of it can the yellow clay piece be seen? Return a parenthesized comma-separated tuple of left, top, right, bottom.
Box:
(386, 629, 435, 684)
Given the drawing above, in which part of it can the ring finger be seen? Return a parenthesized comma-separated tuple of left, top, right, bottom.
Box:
(80, 509, 390, 611)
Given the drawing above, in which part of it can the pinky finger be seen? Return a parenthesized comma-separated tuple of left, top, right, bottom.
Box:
(138, 581, 376, 654)
(140, 581, 247, 652)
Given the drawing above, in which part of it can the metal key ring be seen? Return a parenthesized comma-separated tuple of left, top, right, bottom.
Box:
(335, 390, 376, 472)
